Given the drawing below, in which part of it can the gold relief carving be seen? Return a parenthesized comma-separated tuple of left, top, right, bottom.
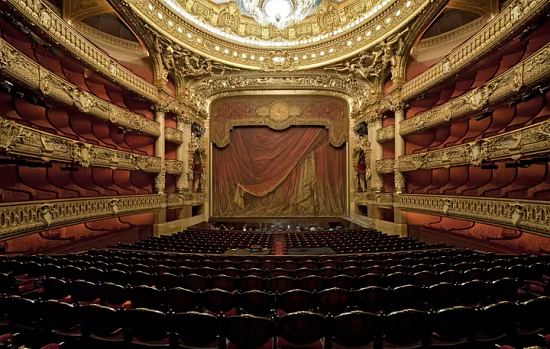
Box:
(256, 101, 303, 122)
(375, 159, 395, 174)
(261, 51, 297, 72)
(0, 42, 21, 69)
(71, 142, 94, 167)
(0, 195, 164, 238)
(401, 44, 550, 136)
(0, 119, 24, 152)
(165, 159, 186, 175)
(402, 0, 549, 101)
(317, 4, 340, 32)
(396, 194, 550, 235)
(398, 119, 550, 172)
(217, 4, 240, 33)
(0, 36, 160, 137)
(394, 170, 406, 194)
(165, 127, 184, 144)
(155, 165, 166, 194)
(354, 190, 393, 207)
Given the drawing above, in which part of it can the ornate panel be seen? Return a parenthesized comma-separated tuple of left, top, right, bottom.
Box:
(166, 192, 205, 208)
(401, 44, 550, 136)
(355, 191, 394, 207)
(377, 126, 395, 143)
(0, 195, 164, 239)
(165, 127, 184, 144)
(0, 119, 162, 172)
(397, 119, 550, 172)
(401, 0, 550, 101)
(4, 0, 159, 102)
(396, 194, 550, 236)
(375, 159, 395, 174)
(0, 37, 160, 137)
(165, 159, 186, 175)
(210, 95, 349, 147)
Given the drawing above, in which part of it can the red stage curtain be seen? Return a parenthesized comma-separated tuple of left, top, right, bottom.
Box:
(213, 127, 346, 217)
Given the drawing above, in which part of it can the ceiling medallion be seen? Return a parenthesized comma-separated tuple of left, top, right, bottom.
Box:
(235, 0, 321, 29)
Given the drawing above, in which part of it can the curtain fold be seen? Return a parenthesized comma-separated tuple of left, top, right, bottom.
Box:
(213, 127, 346, 217)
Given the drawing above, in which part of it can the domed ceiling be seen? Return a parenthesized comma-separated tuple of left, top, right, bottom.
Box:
(127, 0, 438, 70)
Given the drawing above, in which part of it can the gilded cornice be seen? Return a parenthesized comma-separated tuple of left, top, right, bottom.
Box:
(397, 119, 550, 172)
(126, 0, 443, 70)
(0, 194, 164, 239)
(193, 71, 365, 115)
(375, 159, 395, 174)
(354, 191, 394, 208)
(0, 119, 163, 173)
(165, 127, 184, 144)
(3, 0, 159, 102)
(0, 37, 161, 137)
(165, 159, 186, 175)
(377, 126, 395, 143)
(402, 0, 550, 101)
(401, 44, 550, 136)
(396, 194, 550, 236)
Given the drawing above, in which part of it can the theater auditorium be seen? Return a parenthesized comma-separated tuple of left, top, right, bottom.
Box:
(0, 0, 549, 348)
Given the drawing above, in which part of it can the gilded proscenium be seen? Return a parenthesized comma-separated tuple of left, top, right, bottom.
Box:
(397, 119, 550, 172)
(396, 194, 550, 236)
(0, 119, 162, 173)
(0, 37, 160, 137)
(375, 159, 395, 174)
(165, 127, 184, 144)
(0, 195, 164, 239)
(128, 0, 438, 70)
(195, 71, 367, 116)
(5, 0, 159, 103)
(402, 0, 550, 101)
(401, 44, 550, 136)
(377, 125, 395, 143)
(355, 191, 394, 207)
(197, 71, 368, 113)
(165, 159, 186, 175)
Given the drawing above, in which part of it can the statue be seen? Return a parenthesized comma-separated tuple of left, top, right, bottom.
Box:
(355, 149, 368, 192)
(192, 149, 203, 193)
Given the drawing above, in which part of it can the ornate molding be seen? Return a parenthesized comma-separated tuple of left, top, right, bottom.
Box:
(165, 127, 184, 144)
(396, 194, 550, 236)
(0, 37, 161, 137)
(377, 126, 396, 143)
(165, 159, 186, 175)
(124, 0, 441, 71)
(375, 159, 396, 174)
(401, 43, 550, 136)
(3, 0, 159, 103)
(354, 191, 394, 208)
(0, 194, 164, 239)
(397, 119, 550, 172)
(402, 0, 550, 101)
(0, 118, 162, 173)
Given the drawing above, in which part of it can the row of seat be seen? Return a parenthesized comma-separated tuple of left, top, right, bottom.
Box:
(2, 295, 549, 349)
(31, 277, 525, 314)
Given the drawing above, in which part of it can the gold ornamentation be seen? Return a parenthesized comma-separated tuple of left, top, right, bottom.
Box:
(0, 195, 165, 238)
(402, 0, 549, 101)
(0, 119, 24, 152)
(71, 142, 94, 167)
(396, 194, 550, 235)
(375, 159, 395, 174)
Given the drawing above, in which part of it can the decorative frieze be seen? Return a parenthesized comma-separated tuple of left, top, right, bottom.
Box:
(396, 194, 550, 236)
(377, 126, 395, 143)
(0, 37, 160, 137)
(401, 0, 549, 101)
(397, 119, 550, 172)
(165, 159, 186, 175)
(375, 159, 396, 174)
(166, 192, 193, 208)
(0, 195, 164, 239)
(5, 0, 159, 102)
(165, 127, 184, 144)
(0, 119, 162, 173)
(354, 191, 394, 208)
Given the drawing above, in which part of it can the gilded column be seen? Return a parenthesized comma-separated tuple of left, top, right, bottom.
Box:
(394, 104, 406, 194)
(368, 115, 384, 192)
(154, 107, 166, 194)
(175, 113, 191, 193)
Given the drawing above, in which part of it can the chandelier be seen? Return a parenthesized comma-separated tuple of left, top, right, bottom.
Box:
(235, 0, 321, 30)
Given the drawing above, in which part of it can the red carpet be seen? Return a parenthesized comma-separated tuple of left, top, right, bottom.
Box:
(273, 234, 286, 255)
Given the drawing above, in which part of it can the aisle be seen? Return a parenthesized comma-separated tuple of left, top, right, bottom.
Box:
(272, 233, 286, 255)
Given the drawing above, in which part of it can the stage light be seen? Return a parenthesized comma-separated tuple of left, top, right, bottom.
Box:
(473, 109, 492, 121)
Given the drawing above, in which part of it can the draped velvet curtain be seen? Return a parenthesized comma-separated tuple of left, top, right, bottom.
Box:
(213, 127, 346, 217)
